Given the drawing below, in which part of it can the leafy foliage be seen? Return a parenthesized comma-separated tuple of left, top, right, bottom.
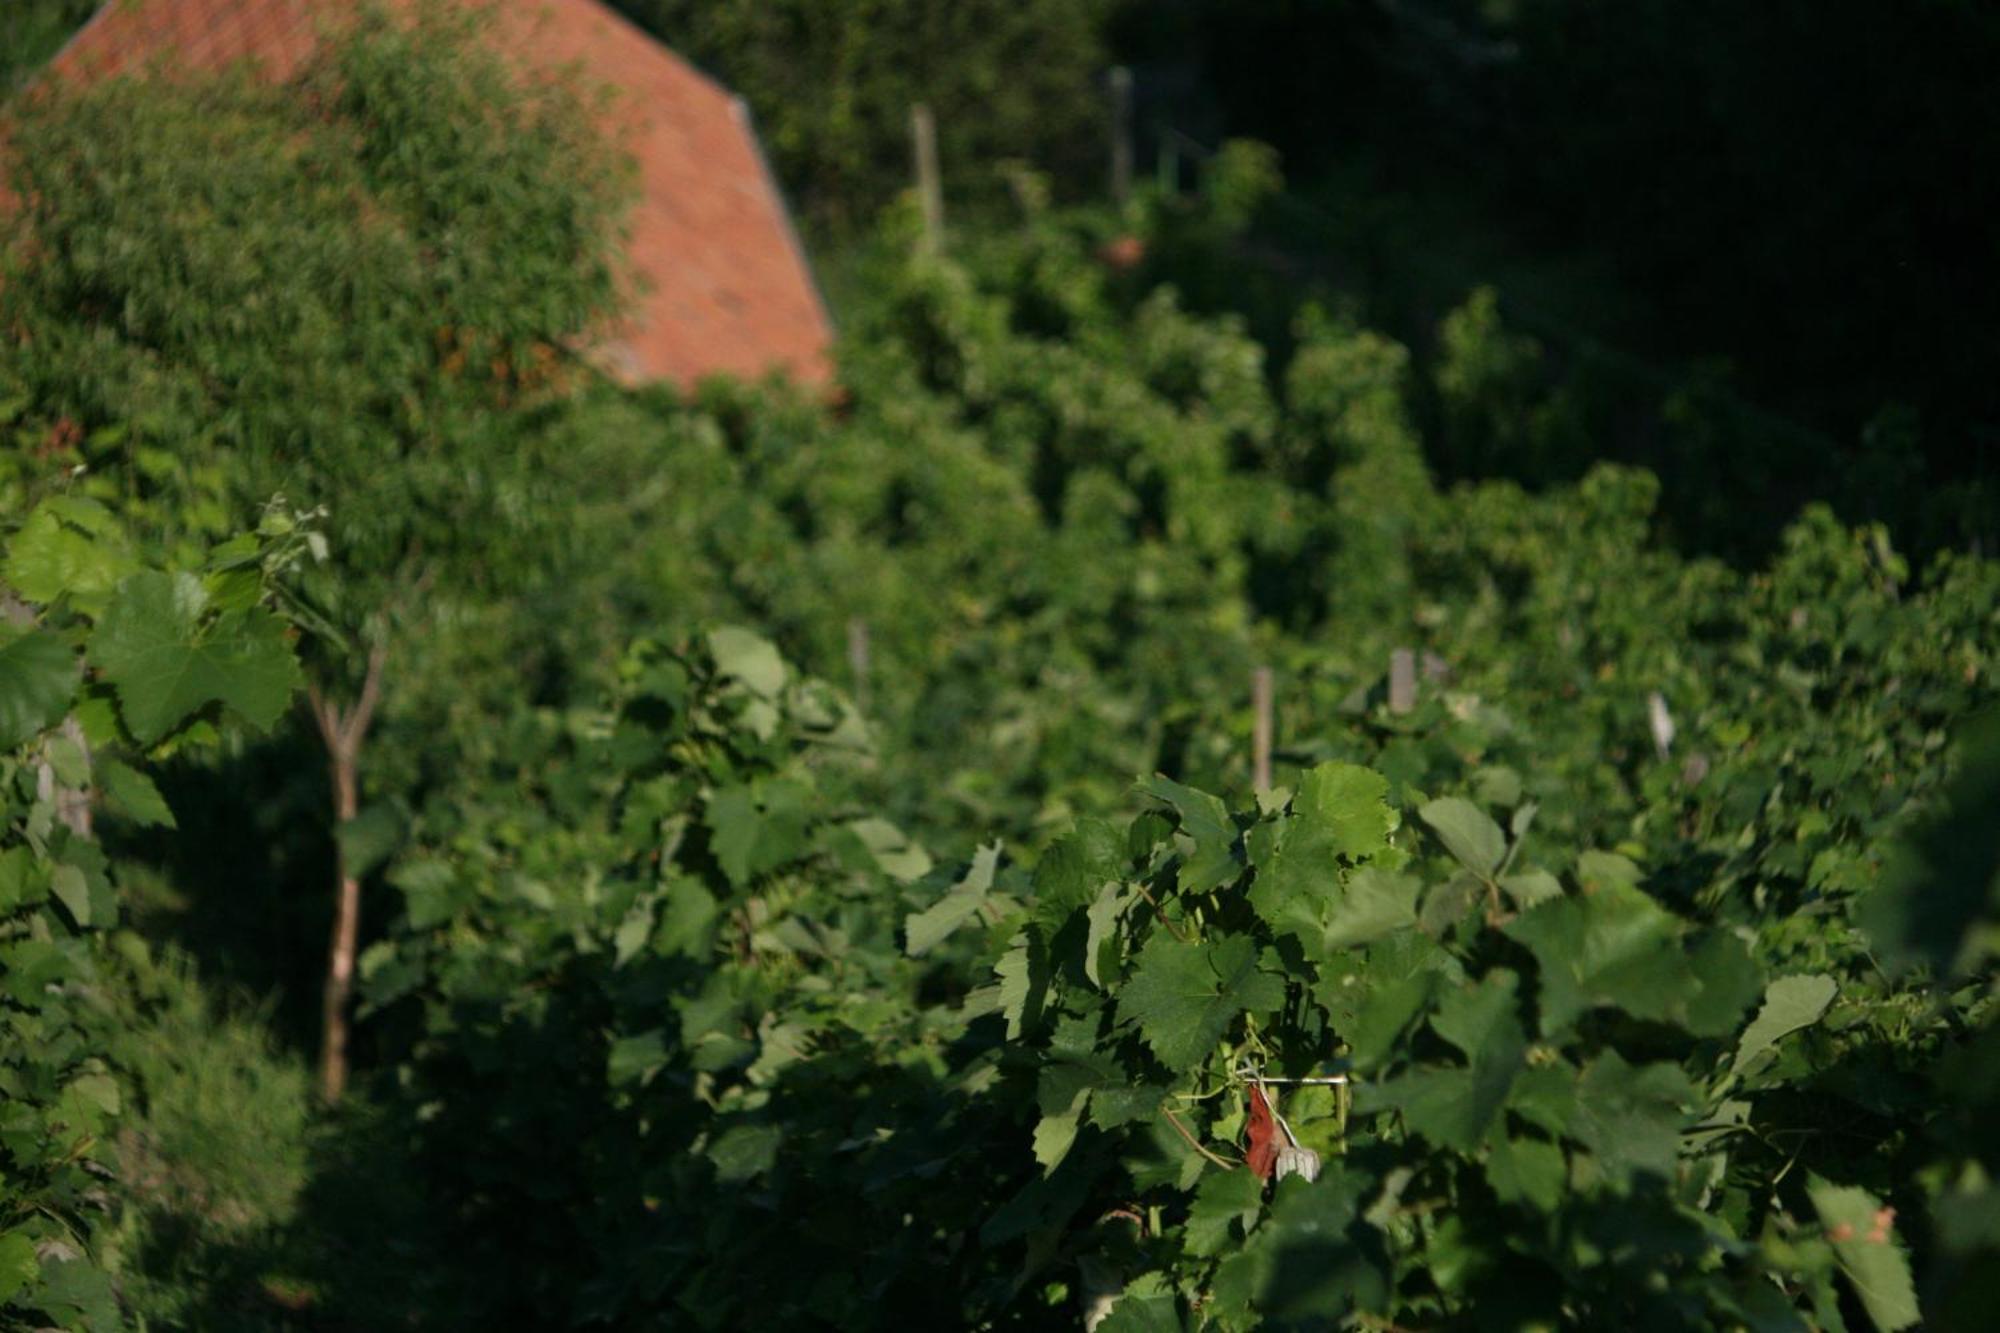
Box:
(0, 501, 309, 1329)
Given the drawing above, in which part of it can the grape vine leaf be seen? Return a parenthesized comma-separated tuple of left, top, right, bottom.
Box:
(1138, 774, 1240, 896)
(905, 842, 1001, 956)
(1358, 970, 1525, 1151)
(996, 929, 1048, 1039)
(1034, 816, 1127, 914)
(0, 629, 78, 749)
(1733, 974, 1837, 1076)
(1419, 797, 1506, 878)
(1250, 764, 1406, 953)
(1185, 1166, 1265, 1257)
(96, 757, 175, 829)
(705, 778, 810, 888)
(1117, 932, 1284, 1072)
(1098, 1272, 1185, 1332)
(1807, 1176, 1921, 1332)
(707, 626, 787, 698)
(89, 572, 300, 743)
(1504, 877, 1707, 1035)
(1084, 880, 1132, 988)
(1484, 1132, 1566, 1212)
(0, 1229, 37, 1306)
(1569, 1051, 1695, 1186)
(4, 499, 132, 606)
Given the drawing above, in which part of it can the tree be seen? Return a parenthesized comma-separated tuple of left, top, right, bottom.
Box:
(2, 1, 633, 1099)
(615, 0, 1114, 229)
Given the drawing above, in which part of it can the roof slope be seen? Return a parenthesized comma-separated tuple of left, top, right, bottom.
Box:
(40, 0, 832, 387)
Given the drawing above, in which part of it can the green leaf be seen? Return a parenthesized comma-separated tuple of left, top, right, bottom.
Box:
(904, 843, 1000, 956)
(0, 629, 78, 750)
(1293, 762, 1395, 859)
(44, 733, 89, 787)
(1499, 869, 1561, 909)
(1808, 1177, 1921, 1331)
(1084, 880, 1133, 989)
(1419, 797, 1506, 877)
(1569, 1051, 1694, 1186)
(1484, 1133, 1565, 1212)
(707, 626, 787, 698)
(1504, 878, 1707, 1035)
(0, 1229, 38, 1305)
(1185, 1166, 1264, 1257)
(1361, 971, 1524, 1151)
(706, 1122, 783, 1182)
(50, 863, 91, 927)
(845, 816, 933, 883)
(4, 501, 132, 605)
(0, 847, 50, 912)
(1734, 974, 1838, 1076)
(705, 778, 810, 888)
(995, 929, 1048, 1039)
(1250, 765, 1407, 954)
(1098, 1273, 1185, 1333)
(89, 571, 301, 743)
(1138, 773, 1240, 896)
(608, 1028, 668, 1086)
(97, 757, 176, 828)
(1033, 816, 1126, 913)
(1033, 1074, 1090, 1174)
(1320, 867, 1420, 950)
(336, 802, 404, 879)
(1117, 932, 1284, 1072)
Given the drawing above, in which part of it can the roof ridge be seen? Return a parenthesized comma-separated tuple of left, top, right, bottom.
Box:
(561, 0, 732, 106)
(13, 0, 115, 97)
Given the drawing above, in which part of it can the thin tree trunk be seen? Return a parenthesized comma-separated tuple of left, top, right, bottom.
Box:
(309, 644, 386, 1104)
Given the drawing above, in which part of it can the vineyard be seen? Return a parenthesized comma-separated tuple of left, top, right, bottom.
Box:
(3, 10, 1999, 1331)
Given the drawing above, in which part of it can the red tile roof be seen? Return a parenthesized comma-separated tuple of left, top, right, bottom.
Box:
(35, 0, 833, 388)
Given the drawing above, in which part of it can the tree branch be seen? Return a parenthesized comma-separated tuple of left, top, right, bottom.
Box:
(341, 640, 389, 752)
(1161, 1106, 1239, 1171)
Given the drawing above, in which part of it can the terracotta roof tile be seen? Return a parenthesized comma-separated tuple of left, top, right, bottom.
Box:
(34, 0, 831, 388)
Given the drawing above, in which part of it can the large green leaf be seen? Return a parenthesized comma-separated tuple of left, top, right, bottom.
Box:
(1250, 764, 1406, 953)
(904, 842, 1001, 956)
(1807, 1177, 1921, 1331)
(1360, 971, 1524, 1151)
(3, 500, 132, 606)
(89, 571, 300, 743)
(1185, 1166, 1264, 1257)
(96, 757, 176, 829)
(1733, 974, 1838, 1076)
(1504, 877, 1714, 1035)
(0, 1229, 38, 1305)
(707, 625, 787, 698)
(1419, 797, 1506, 877)
(1117, 932, 1284, 1072)
(1569, 1051, 1694, 1186)
(1138, 773, 1241, 896)
(0, 629, 78, 749)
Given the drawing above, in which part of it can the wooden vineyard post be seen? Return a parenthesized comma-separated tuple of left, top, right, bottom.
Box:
(848, 618, 872, 715)
(1251, 665, 1274, 793)
(1389, 648, 1417, 714)
(911, 103, 943, 254)
(1109, 66, 1134, 205)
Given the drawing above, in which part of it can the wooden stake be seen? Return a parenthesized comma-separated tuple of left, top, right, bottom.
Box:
(910, 103, 943, 253)
(1251, 665, 1273, 792)
(847, 617, 872, 714)
(1109, 66, 1133, 205)
(1389, 648, 1416, 715)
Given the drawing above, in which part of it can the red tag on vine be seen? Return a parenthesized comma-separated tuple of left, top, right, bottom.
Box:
(1245, 1084, 1280, 1180)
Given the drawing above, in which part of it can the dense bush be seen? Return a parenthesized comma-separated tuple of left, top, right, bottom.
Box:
(0, 501, 309, 1329)
(2, 18, 1995, 1327)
